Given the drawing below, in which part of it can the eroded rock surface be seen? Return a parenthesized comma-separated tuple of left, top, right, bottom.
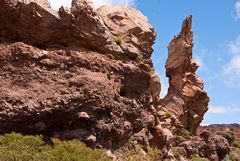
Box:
(0, 0, 160, 150)
(179, 131, 230, 160)
(0, 0, 211, 155)
(0, 0, 122, 54)
(98, 6, 156, 59)
(160, 16, 209, 133)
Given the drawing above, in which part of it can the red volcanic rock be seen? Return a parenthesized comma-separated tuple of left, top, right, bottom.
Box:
(0, 0, 210, 153)
(70, 0, 122, 52)
(160, 16, 209, 133)
(0, 40, 159, 149)
(0, 0, 122, 54)
(98, 6, 156, 58)
(179, 131, 230, 160)
(0, 0, 160, 150)
(0, 0, 59, 45)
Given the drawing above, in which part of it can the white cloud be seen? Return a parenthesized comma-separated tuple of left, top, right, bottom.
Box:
(193, 49, 209, 71)
(48, 0, 135, 10)
(235, 1, 240, 21)
(228, 36, 240, 55)
(160, 76, 169, 99)
(194, 56, 204, 67)
(208, 106, 227, 114)
(92, 0, 135, 8)
(208, 106, 240, 114)
(223, 55, 240, 87)
(223, 36, 240, 87)
(154, 70, 169, 99)
(48, 0, 71, 10)
(194, 55, 208, 71)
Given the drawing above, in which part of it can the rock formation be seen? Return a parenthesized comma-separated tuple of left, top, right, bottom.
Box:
(0, 0, 212, 158)
(98, 6, 156, 59)
(179, 131, 230, 160)
(0, 0, 122, 54)
(98, 6, 160, 103)
(160, 16, 209, 133)
(0, 0, 160, 150)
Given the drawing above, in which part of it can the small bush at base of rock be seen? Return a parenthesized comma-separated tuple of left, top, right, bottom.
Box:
(173, 128, 192, 146)
(223, 155, 231, 161)
(191, 156, 209, 161)
(233, 141, 240, 149)
(0, 133, 111, 161)
(122, 146, 163, 161)
(229, 147, 240, 161)
(172, 147, 187, 160)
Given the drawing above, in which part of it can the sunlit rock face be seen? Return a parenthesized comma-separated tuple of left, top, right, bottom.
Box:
(160, 16, 209, 134)
(98, 6, 156, 58)
(0, 0, 209, 152)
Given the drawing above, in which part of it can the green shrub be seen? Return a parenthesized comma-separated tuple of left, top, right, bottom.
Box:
(135, 55, 143, 63)
(229, 147, 240, 161)
(172, 147, 187, 160)
(114, 35, 124, 45)
(191, 156, 209, 161)
(0, 133, 111, 161)
(173, 136, 186, 146)
(233, 141, 240, 149)
(217, 131, 235, 144)
(122, 146, 162, 161)
(147, 147, 163, 161)
(173, 128, 192, 146)
(223, 155, 231, 161)
(164, 111, 172, 118)
(178, 128, 191, 139)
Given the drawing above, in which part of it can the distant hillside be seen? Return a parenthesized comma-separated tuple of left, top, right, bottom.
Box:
(199, 124, 240, 141)
(209, 124, 240, 127)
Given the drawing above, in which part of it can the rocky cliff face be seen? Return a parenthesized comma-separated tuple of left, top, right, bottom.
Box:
(0, 0, 209, 154)
(0, 0, 160, 150)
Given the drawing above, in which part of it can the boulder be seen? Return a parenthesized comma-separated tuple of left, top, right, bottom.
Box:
(179, 131, 230, 160)
(179, 136, 208, 158)
(150, 125, 173, 150)
(210, 135, 230, 160)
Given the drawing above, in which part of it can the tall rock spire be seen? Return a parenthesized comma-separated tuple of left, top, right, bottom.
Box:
(161, 16, 209, 133)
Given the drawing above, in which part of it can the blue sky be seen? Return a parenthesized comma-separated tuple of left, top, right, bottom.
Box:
(49, 0, 240, 124)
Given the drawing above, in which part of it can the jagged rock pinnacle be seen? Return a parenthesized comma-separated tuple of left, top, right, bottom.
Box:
(161, 16, 209, 133)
